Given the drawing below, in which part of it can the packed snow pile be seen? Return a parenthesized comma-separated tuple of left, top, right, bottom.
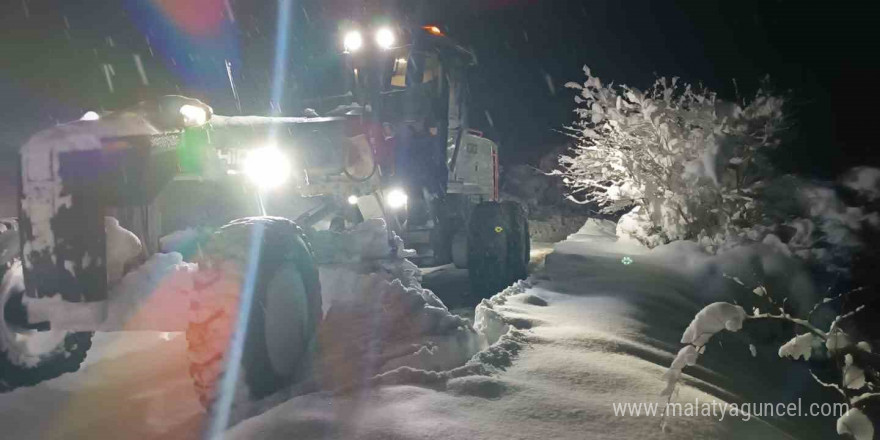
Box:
(615, 206, 663, 247)
(611, 171, 880, 279)
(99, 252, 197, 331)
(315, 267, 483, 390)
(308, 218, 415, 263)
(307, 218, 484, 391)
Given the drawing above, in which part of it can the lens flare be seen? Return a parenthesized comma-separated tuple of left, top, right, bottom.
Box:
(344, 31, 363, 52)
(244, 146, 291, 189)
(375, 28, 395, 50)
(179, 104, 208, 126)
(386, 188, 407, 209)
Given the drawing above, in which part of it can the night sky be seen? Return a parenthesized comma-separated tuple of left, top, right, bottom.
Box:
(1, 0, 877, 177)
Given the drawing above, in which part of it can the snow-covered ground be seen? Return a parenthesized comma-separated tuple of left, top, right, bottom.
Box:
(227, 220, 838, 439)
(0, 219, 840, 439)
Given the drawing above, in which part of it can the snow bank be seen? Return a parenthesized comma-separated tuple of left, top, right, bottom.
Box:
(316, 270, 482, 389)
(842, 167, 880, 201)
(474, 280, 534, 346)
(309, 218, 414, 264)
(555, 218, 647, 260)
(99, 252, 197, 331)
(568, 217, 619, 242)
(562, 216, 820, 316)
(595, 230, 818, 319)
(228, 225, 800, 439)
(616, 206, 661, 246)
(304, 219, 484, 391)
(612, 171, 880, 277)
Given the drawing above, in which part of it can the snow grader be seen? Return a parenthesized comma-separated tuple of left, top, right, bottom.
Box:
(0, 20, 528, 423)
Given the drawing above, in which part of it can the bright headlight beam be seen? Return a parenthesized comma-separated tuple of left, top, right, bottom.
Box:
(386, 188, 407, 209)
(375, 27, 395, 50)
(347, 195, 359, 205)
(179, 104, 208, 126)
(243, 146, 291, 190)
(80, 111, 100, 121)
(343, 30, 363, 52)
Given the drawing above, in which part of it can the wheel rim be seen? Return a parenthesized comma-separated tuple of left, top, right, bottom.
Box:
(263, 261, 307, 378)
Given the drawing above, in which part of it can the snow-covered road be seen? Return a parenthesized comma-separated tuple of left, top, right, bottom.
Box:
(0, 221, 839, 439)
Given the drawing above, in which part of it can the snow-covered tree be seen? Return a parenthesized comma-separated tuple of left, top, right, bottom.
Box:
(559, 67, 787, 246)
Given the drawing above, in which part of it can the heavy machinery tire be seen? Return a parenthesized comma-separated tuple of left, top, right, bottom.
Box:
(186, 217, 321, 423)
(0, 261, 93, 393)
(502, 201, 530, 281)
(430, 219, 454, 266)
(468, 202, 515, 298)
(451, 231, 468, 269)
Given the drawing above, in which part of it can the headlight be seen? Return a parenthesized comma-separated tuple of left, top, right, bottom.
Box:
(343, 30, 363, 52)
(243, 146, 291, 190)
(386, 188, 407, 209)
(375, 27, 395, 50)
(347, 195, 359, 205)
(423, 25, 444, 36)
(179, 104, 208, 126)
(80, 111, 100, 121)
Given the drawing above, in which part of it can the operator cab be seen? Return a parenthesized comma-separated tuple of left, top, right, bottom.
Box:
(341, 24, 496, 223)
(339, 23, 499, 264)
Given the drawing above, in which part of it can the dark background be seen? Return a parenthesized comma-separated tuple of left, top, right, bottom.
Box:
(1, 0, 877, 177)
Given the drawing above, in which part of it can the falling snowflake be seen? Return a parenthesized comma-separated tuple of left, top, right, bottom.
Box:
(621, 256, 633, 265)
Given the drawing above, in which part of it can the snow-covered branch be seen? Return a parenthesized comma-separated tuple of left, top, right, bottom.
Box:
(664, 285, 878, 439)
